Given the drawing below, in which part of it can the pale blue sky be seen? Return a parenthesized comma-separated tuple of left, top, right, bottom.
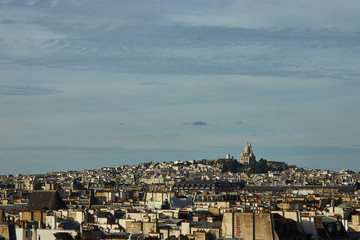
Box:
(1, 0, 360, 174)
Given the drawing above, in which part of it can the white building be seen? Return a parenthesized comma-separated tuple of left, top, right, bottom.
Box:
(239, 142, 256, 165)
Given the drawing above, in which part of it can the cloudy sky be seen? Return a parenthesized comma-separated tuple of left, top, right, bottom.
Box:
(1, 0, 360, 174)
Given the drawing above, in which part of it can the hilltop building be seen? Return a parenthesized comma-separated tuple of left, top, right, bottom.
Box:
(239, 142, 256, 165)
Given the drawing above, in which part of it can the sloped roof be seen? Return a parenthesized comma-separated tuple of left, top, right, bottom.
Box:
(319, 198, 342, 211)
(27, 190, 67, 210)
(53, 232, 73, 240)
(169, 195, 193, 208)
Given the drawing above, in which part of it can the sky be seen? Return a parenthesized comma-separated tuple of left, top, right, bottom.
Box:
(1, 0, 360, 174)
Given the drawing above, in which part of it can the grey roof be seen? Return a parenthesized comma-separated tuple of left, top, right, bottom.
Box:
(169, 195, 193, 208)
(27, 190, 67, 210)
(0, 203, 28, 213)
(191, 220, 222, 229)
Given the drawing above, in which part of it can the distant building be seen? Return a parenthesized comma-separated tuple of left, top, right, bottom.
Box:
(172, 180, 244, 193)
(239, 142, 256, 165)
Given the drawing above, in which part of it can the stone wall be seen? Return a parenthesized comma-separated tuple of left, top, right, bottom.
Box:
(221, 212, 276, 240)
(126, 221, 142, 234)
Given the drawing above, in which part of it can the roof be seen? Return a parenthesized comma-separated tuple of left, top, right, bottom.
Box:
(191, 210, 214, 216)
(169, 195, 193, 208)
(191, 220, 222, 229)
(27, 190, 67, 210)
(0, 203, 28, 213)
(53, 232, 73, 240)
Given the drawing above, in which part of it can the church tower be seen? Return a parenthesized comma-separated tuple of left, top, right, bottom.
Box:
(239, 142, 256, 165)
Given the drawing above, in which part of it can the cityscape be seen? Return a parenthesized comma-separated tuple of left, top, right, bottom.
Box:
(1, 0, 360, 240)
(1, 144, 360, 239)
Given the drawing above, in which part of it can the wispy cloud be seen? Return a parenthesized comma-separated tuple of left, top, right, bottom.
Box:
(192, 121, 208, 126)
(0, 85, 59, 96)
(167, 1, 360, 30)
(1, 19, 17, 24)
(233, 120, 247, 125)
(1, 1, 359, 79)
(140, 81, 170, 86)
